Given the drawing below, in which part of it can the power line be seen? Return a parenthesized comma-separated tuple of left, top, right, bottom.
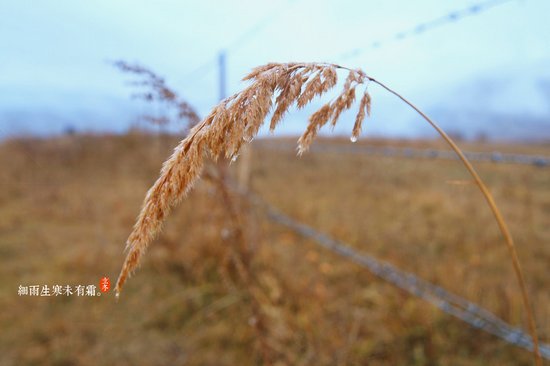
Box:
(226, 10, 282, 53)
(180, 58, 218, 87)
(332, 0, 518, 62)
(181, 1, 296, 87)
(182, 0, 517, 90)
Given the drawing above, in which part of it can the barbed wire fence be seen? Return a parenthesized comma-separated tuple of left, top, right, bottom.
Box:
(257, 140, 550, 168)
(231, 186, 550, 359)
(163, 0, 549, 358)
(330, 0, 518, 63)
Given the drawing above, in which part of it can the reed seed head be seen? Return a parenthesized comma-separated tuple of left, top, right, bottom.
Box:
(115, 62, 373, 295)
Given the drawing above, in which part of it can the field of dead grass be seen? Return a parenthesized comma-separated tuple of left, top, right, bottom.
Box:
(0, 133, 548, 365)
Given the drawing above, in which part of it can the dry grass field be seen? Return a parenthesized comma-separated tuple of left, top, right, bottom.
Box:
(0, 132, 548, 365)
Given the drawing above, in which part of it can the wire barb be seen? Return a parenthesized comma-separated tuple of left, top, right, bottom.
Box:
(242, 190, 550, 360)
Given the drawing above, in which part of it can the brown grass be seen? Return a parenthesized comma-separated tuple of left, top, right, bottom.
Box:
(113, 62, 541, 364)
(1, 134, 548, 365)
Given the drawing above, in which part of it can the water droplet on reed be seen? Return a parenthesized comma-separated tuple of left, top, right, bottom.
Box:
(350, 136, 358, 143)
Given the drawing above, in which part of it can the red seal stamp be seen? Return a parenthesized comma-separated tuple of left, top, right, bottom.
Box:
(99, 277, 111, 293)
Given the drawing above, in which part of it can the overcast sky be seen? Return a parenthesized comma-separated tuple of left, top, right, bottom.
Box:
(1, 0, 549, 139)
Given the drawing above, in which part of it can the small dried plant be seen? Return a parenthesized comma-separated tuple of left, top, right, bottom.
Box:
(113, 60, 200, 130)
(114, 62, 541, 364)
(114, 60, 282, 360)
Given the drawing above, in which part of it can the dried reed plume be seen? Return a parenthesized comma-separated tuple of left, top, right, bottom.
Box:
(114, 62, 541, 364)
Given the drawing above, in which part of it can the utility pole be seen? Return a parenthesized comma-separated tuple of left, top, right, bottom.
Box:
(218, 49, 252, 190)
(216, 50, 231, 184)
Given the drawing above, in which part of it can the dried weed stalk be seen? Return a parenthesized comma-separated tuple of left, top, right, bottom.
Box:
(202, 168, 278, 363)
(114, 62, 540, 364)
(113, 60, 200, 130)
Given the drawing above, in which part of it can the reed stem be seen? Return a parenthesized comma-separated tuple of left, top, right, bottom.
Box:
(369, 77, 541, 365)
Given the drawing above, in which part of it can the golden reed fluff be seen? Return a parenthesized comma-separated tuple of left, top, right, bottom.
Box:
(114, 62, 541, 364)
(115, 62, 372, 294)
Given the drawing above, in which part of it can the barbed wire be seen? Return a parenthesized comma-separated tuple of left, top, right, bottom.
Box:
(238, 189, 550, 359)
(257, 141, 550, 167)
(330, 0, 518, 62)
(184, 0, 518, 85)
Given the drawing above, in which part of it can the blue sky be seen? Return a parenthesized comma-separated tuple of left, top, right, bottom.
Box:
(1, 0, 549, 139)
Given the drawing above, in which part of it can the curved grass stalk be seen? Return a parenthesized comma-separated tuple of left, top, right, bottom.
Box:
(367, 77, 541, 365)
(114, 62, 540, 365)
